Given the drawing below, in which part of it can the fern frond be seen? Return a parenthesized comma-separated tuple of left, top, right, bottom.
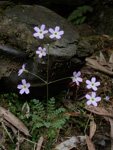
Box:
(32, 99, 45, 117)
(46, 97, 55, 114)
(33, 122, 44, 129)
(43, 122, 51, 128)
(51, 118, 66, 129)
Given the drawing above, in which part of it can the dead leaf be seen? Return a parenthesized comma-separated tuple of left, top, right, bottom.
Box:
(22, 102, 30, 119)
(4, 120, 18, 135)
(55, 136, 86, 150)
(86, 58, 113, 75)
(86, 134, 95, 150)
(99, 51, 107, 64)
(85, 105, 113, 118)
(90, 120, 96, 139)
(109, 118, 113, 150)
(65, 112, 91, 118)
(36, 136, 44, 150)
(0, 107, 30, 136)
(109, 52, 113, 64)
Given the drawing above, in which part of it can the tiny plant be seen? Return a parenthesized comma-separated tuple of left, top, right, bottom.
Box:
(68, 5, 93, 25)
(30, 97, 69, 130)
(16, 23, 102, 149)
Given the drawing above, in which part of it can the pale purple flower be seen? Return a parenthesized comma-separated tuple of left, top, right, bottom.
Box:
(85, 92, 101, 106)
(72, 71, 83, 85)
(105, 96, 110, 100)
(86, 77, 100, 91)
(49, 26, 64, 39)
(33, 24, 48, 39)
(17, 79, 30, 95)
(36, 47, 46, 58)
(18, 64, 26, 76)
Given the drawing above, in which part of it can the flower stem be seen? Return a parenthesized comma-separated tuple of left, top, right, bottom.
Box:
(47, 44, 50, 103)
(48, 76, 71, 84)
(24, 70, 47, 84)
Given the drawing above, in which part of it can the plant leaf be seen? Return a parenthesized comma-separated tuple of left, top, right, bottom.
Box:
(86, 134, 95, 150)
(90, 120, 96, 139)
(109, 52, 113, 63)
(0, 107, 30, 136)
(85, 105, 113, 118)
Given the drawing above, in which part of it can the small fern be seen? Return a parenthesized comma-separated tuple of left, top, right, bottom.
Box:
(30, 97, 69, 131)
(32, 99, 45, 117)
(46, 97, 55, 114)
(68, 5, 93, 25)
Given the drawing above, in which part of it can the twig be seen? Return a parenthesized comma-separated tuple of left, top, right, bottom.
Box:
(2, 121, 14, 143)
(84, 113, 92, 133)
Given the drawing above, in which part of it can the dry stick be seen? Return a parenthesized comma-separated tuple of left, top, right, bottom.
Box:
(84, 113, 92, 133)
(24, 138, 44, 150)
(1, 121, 14, 143)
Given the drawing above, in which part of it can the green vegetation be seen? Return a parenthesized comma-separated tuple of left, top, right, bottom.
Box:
(68, 5, 93, 25)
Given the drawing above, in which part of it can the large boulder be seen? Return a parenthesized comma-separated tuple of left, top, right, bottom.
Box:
(0, 5, 93, 98)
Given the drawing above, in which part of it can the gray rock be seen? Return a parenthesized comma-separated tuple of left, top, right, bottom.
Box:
(0, 5, 93, 98)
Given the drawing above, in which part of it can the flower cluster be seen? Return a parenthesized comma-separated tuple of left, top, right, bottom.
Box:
(17, 24, 64, 94)
(72, 71, 101, 106)
(33, 24, 64, 40)
(17, 24, 102, 107)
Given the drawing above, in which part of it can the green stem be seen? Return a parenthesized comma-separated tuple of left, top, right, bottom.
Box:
(30, 76, 72, 87)
(24, 70, 47, 84)
(47, 44, 50, 103)
(49, 76, 71, 84)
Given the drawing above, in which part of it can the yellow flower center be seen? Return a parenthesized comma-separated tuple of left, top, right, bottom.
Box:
(91, 83, 94, 86)
(54, 32, 58, 35)
(39, 31, 43, 34)
(24, 85, 27, 89)
(91, 98, 95, 101)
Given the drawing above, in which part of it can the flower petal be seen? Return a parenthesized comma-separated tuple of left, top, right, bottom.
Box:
(49, 28, 54, 33)
(92, 101, 97, 106)
(26, 83, 30, 88)
(20, 88, 25, 95)
(91, 92, 96, 98)
(17, 85, 23, 89)
(87, 100, 92, 105)
(76, 71, 81, 77)
(92, 86, 97, 91)
(25, 88, 30, 94)
(39, 34, 44, 39)
(36, 51, 40, 54)
(43, 48, 46, 52)
(18, 69, 23, 76)
(95, 97, 101, 102)
(55, 26, 60, 32)
(91, 77, 96, 83)
(86, 84, 92, 89)
(77, 77, 82, 82)
(33, 33, 39, 37)
(49, 34, 55, 38)
(22, 79, 26, 85)
(95, 82, 100, 86)
(38, 47, 42, 51)
(73, 71, 77, 77)
(86, 80, 91, 84)
(85, 94, 91, 100)
(56, 35, 61, 39)
(75, 80, 79, 85)
(58, 30, 64, 36)
(43, 30, 48, 34)
(40, 24, 45, 31)
(34, 27, 39, 32)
